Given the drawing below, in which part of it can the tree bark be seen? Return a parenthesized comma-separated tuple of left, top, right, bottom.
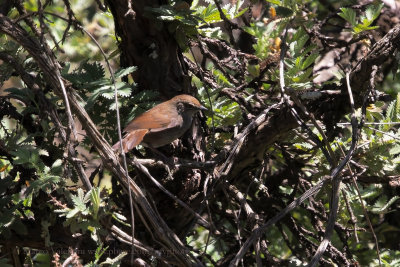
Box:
(107, 0, 192, 99)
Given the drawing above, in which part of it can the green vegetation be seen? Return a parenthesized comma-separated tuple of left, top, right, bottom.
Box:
(1, 0, 400, 265)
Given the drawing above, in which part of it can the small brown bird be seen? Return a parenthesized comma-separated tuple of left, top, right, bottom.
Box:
(113, 94, 207, 153)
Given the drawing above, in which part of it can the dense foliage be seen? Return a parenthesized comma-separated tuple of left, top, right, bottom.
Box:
(1, 0, 400, 266)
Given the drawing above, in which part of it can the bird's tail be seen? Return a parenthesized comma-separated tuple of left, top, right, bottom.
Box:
(112, 129, 148, 153)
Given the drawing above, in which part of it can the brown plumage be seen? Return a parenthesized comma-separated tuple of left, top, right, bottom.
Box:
(112, 94, 207, 153)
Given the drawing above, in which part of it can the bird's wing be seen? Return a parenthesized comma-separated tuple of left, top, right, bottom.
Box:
(148, 116, 181, 133)
(123, 106, 180, 133)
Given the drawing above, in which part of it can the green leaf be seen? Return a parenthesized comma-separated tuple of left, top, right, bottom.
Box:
(85, 87, 109, 110)
(339, 8, 357, 26)
(300, 43, 318, 56)
(99, 251, 128, 266)
(385, 94, 400, 123)
(131, 90, 159, 103)
(202, 4, 221, 23)
(371, 196, 400, 214)
(63, 61, 105, 86)
(301, 53, 319, 70)
(25, 174, 60, 196)
(265, 0, 282, 5)
(385, 100, 395, 122)
(90, 187, 101, 220)
(71, 189, 87, 211)
(365, 3, 383, 22)
(4, 87, 35, 103)
(247, 64, 260, 78)
(95, 244, 108, 262)
(389, 144, 400, 155)
(396, 92, 400, 119)
(234, 7, 248, 19)
(292, 67, 314, 83)
(66, 207, 81, 219)
(100, 86, 116, 99)
(114, 66, 137, 79)
(117, 83, 133, 97)
(213, 68, 232, 86)
(275, 6, 294, 17)
(353, 24, 378, 34)
(10, 145, 40, 167)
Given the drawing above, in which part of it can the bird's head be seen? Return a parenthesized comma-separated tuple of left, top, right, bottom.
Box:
(171, 94, 207, 115)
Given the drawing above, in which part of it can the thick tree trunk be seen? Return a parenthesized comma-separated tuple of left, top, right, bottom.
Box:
(107, 0, 192, 99)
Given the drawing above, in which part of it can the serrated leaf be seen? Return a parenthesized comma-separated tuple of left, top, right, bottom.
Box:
(291, 27, 306, 42)
(365, 3, 383, 22)
(24, 174, 60, 196)
(117, 83, 132, 97)
(385, 96, 400, 124)
(63, 61, 105, 87)
(396, 92, 400, 119)
(54, 208, 69, 213)
(93, 244, 109, 261)
(101, 91, 115, 99)
(385, 100, 395, 121)
(66, 207, 81, 218)
(10, 145, 40, 167)
(295, 35, 309, 54)
(296, 142, 313, 150)
(5, 87, 35, 103)
(339, 8, 356, 26)
(97, 82, 131, 99)
(300, 43, 318, 56)
(213, 68, 232, 86)
(294, 56, 302, 69)
(389, 144, 400, 155)
(371, 196, 400, 214)
(99, 252, 128, 266)
(83, 62, 105, 80)
(85, 87, 108, 110)
(292, 67, 313, 82)
(114, 66, 137, 79)
(86, 78, 109, 89)
(131, 90, 159, 103)
(71, 190, 86, 211)
(301, 53, 319, 70)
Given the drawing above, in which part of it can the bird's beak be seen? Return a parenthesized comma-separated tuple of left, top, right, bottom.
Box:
(199, 105, 208, 111)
